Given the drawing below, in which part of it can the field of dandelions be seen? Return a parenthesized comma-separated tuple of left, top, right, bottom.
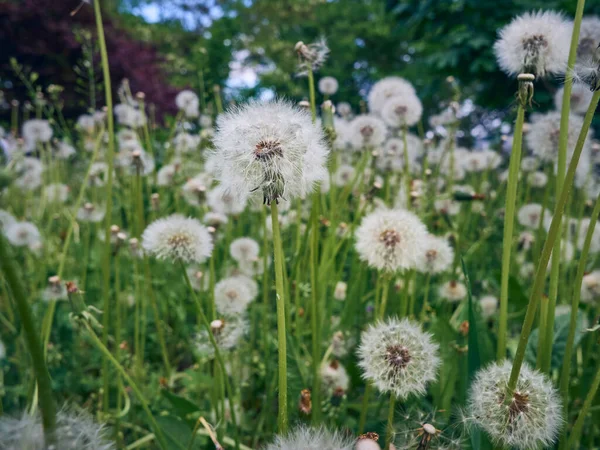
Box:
(1, 3, 600, 450)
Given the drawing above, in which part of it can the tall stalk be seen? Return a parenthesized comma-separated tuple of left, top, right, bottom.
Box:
(558, 193, 600, 449)
(540, 0, 587, 374)
(93, 0, 117, 418)
(0, 234, 57, 445)
(507, 89, 600, 397)
(497, 75, 530, 361)
(567, 359, 600, 448)
(270, 201, 288, 432)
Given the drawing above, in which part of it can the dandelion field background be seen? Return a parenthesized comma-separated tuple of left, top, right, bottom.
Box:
(2, 1, 600, 449)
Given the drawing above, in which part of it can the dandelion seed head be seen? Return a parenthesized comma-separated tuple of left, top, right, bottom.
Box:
(214, 276, 256, 316)
(355, 208, 428, 272)
(295, 38, 330, 76)
(319, 76, 339, 95)
(141, 214, 213, 263)
(320, 360, 350, 394)
(381, 94, 423, 128)
(368, 77, 416, 115)
(22, 119, 53, 151)
(349, 114, 387, 150)
(5, 221, 41, 248)
(467, 361, 562, 450)
(417, 235, 454, 274)
(578, 16, 600, 60)
(195, 315, 248, 358)
(265, 425, 354, 450)
(77, 202, 106, 223)
(358, 317, 440, 399)
(581, 270, 600, 304)
(0, 409, 115, 450)
(230, 237, 260, 264)
(211, 100, 329, 205)
(479, 295, 499, 318)
(554, 84, 593, 115)
(493, 11, 572, 77)
(175, 90, 200, 118)
(438, 280, 467, 302)
(0, 209, 16, 231)
(517, 203, 551, 229)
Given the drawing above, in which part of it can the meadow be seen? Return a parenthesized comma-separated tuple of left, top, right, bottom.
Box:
(1, 2, 600, 449)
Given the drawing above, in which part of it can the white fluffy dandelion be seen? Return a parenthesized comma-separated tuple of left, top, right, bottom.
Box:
(467, 361, 562, 450)
(526, 111, 592, 164)
(355, 208, 428, 272)
(349, 114, 387, 150)
(266, 425, 354, 450)
(358, 317, 440, 398)
(207, 185, 248, 215)
(295, 38, 330, 76)
(4, 221, 41, 248)
(493, 11, 572, 77)
(438, 280, 467, 303)
(182, 173, 212, 207)
(0, 409, 115, 450)
(416, 235, 454, 274)
(517, 203, 551, 229)
(22, 119, 53, 151)
(77, 203, 106, 223)
(320, 360, 350, 393)
(578, 16, 600, 60)
(479, 295, 499, 319)
(175, 90, 200, 118)
(211, 100, 329, 204)
(195, 315, 248, 358)
(333, 164, 356, 187)
(368, 76, 416, 114)
(319, 76, 339, 95)
(381, 94, 423, 128)
(0, 209, 16, 231)
(214, 276, 256, 316)
(230, 237, 260, 264)
(554, 83, 593, 115)
(581, 270, 600, 304)
(43, 183, 69, 203)
(141, 214, 213, 263)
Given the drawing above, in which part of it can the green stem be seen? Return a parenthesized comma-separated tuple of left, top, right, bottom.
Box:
(558, 192, 600, 448)
(80, 321, 169, 450)
(0, 234, 57, 444)
(270, 202, 288, 433)
(385, 393, 396, 450)
(358, 382, 372, 434)
(307, 68, 317, 122)
(310, 193, 321, 424)
(497, 103, 525, 361)
(181, 263, 240, 450)
(507, 90, 600, 397)
(567, 359, 600, 448)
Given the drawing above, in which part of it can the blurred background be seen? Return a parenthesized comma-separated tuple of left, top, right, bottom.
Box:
(1, 0, 599, 130)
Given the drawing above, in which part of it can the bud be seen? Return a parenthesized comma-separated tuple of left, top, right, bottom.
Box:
(151, 193, 160, 210)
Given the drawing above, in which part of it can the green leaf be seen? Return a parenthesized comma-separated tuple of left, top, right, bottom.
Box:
(156, 415, 192, 450)
(161, 389, 201, 422)
(525, 309, 586, 370)
(462, 257, 481, 380)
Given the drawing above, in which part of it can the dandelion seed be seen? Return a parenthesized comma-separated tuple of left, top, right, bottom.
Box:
(358, 317, 440, 399)
(141, 214, 213, 264)
(467, 361, 562, 450)
(517, 203, 551, 229)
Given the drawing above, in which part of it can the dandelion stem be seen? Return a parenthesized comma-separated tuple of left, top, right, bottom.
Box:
(270, 201, 289, 432)
(0, 234, 57, 445)
(385, 393, 396, 450)
(180, 262, 241, 450)
(497, 102, 525, 361)
(507, 90, 600, 398)
(558, 192, 600, 449)
(307, 68, 317, 122)
(541, 0, 586, 375)
(567, 358, 600, 448)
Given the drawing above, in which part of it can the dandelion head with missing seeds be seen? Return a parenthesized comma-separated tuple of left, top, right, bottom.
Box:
(358, 317, 440, 399)
(467, 361, 562, 450)
(493, 11, 572, 77)
(211, 100, 329, 205)
(295, 38, 330, 77)
(142, 214, 213, 263)
(265, 425, 354, 450)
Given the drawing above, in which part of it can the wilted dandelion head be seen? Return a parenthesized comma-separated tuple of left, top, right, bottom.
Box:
(318, 76, 339, 95)
(214, 276, 257, 316)
(195, 315, 248, 358)
(230, 237, 260, 264)
(526, 111, 592, 163)
(0, 409, 115, 450)
(175, 90, 200, 118)
(417, 234, 454, 274)
(355, 208, 428, 272)
(381, 94, 423, 128)
(467, 361, 562, 450)
(265, 425, 354, 450)
(295, 38, 330, 76)
(349, 114, 387, 150)
(368, 76, 416, 114)
(493, 11, 572, 77)
(211, 100, 329, 205)
(141, 214, 213, 263)
(358, 317, 440, 399)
